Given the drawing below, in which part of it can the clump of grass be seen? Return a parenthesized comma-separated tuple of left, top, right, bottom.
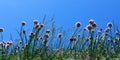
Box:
(0, 18, 120, 60)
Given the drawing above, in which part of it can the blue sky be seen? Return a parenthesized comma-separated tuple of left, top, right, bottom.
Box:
(0, 0, 120, 40)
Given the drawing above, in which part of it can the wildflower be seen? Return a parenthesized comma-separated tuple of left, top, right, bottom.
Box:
(33, 20, 39, 25)
(7, 41, 12, 46)
(34, 24, 41, 30)
(57, 33, 62, 38)
(0, 28, 4, 32)
(97, 30, 101, 34)
(105, 32, 108, 36)
(75, 22, 81, 28)
(89, 19, 94, 25)
(107, 22, 112, 28)
(87, 25, 92, 31)
(40, 24, 44, 28)
(70, 37, 76, 42)
(104, 28, 110, 33)
(43, 40, 48, 45)
(115, 31, 119, 35)
(92, 23, 97, 28)
(0, 42, 5, 48)
(83, 28, 87, 31)
(46, 29, 50, 33)
(19, 40, 22, 44)
(44, 33, 49, 38)
(100, 28, 103, 31)
(91, 29, 95, 33)
(78, 34, 80, 37)
(21, 21, 26, 26)
(23, 30, 26, 34)
(115, 38, 119, 43)
(29, 32, 35, 38)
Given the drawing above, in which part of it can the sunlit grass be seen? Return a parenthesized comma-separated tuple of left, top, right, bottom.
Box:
(0, 17, 120, 60)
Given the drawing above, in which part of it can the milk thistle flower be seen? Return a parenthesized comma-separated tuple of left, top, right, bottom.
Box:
(75, 22, 81, 28)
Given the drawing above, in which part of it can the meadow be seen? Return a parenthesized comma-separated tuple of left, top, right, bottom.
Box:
(0, 18, 120, 60)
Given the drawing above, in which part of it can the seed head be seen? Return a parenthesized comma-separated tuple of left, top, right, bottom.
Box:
(21, 21, 26, 26)
(75, 22, 81, 28)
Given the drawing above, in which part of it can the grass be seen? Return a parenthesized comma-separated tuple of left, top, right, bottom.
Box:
(0, 18, 120, 60)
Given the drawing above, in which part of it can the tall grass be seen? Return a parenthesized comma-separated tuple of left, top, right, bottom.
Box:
(0, 18, 120, 60)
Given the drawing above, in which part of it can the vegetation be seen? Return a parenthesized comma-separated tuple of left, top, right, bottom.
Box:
(0, 17, 120, 60)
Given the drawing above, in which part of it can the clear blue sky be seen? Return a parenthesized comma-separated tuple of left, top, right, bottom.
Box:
(0, 0, 120, 40)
